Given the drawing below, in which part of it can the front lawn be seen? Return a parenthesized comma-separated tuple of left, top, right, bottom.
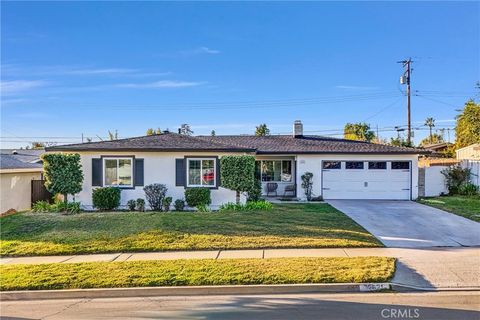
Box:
(418, 196, 480, 222)
(0, 204, 382, 257)
(0, 257, 395, 290)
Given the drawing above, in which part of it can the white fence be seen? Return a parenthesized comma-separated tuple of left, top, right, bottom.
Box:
(422, 160, 480, 197)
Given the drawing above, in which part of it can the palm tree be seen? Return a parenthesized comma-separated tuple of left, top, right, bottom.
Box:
(424, 117, 435, 144)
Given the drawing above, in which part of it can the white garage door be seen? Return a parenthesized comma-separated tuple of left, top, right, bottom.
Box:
(322, 160, 411, 200)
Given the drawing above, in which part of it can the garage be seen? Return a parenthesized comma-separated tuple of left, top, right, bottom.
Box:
(321, 160, 411, 200)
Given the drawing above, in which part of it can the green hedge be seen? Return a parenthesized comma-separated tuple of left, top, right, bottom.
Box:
(92, 187, 121, 210)
(185, 188, 211, 208)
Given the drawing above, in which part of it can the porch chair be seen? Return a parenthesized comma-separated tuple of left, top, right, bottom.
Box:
(283, 184, 296, 197)
(266, 182, 278, 197)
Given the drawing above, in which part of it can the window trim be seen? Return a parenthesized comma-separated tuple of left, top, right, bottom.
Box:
(368, 161, 387, 170)
(391, 161, 410, 170)
(102, 156, 134, 188)
(256, 160, 293, 182)
(323, 161, 342, 170)
(345, 161, 365, 170)
(186, 157, 217, 188)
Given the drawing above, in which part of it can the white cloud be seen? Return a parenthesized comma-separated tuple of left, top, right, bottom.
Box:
(0, 80, 48, 95)
(178, 47, 221, 56)
(117, 80, 205, 89)
(66, 68, 138, 75)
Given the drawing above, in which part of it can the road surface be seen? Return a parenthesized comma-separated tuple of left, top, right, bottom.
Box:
(1, 291, 479, 320)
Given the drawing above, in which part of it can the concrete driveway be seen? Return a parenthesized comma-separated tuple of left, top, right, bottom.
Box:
(327, 200, 480, 248)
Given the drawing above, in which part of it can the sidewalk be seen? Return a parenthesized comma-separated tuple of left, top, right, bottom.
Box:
(2, 247, 479, 289)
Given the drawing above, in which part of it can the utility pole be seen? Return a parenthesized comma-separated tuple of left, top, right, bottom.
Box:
(398, 58, 412, 146)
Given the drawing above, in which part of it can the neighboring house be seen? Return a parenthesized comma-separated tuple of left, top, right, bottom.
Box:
(46, 121, 428, 209)
(457, 144, 480, 187)
(0, 150, 44, 213)
(423, 142, 453, 155)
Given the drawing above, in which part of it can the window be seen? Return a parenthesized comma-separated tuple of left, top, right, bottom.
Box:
(392, 161, 410, 170)
(104, 157, 133, 187)
(345, 161, 364, 169)
(368, 161, 387, 170)
(323, 161, 341, 169)
(187, 158, 216, 187)
(256, 160, 293, 182)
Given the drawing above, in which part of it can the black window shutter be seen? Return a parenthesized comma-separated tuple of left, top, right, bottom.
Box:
(92, 158, 102, 186)
(134, 159, 144, 186)
(175, 159, 185, 186)
(216, 158, 221, 187)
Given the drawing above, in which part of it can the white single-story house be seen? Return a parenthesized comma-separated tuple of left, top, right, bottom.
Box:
(46, 121, 429, 209)
(0, 150, 44, 214)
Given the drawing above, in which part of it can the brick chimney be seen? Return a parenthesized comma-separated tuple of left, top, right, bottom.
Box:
(293, 120, 303, 138)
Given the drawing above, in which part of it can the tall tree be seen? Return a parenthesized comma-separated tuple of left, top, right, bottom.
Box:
(424, 117, 435, 144)
(343, 122, 375, 142)
(179, 124, 193, 135)
(211, 130, 216, 136)
(255, 124, 270, 136)
(455, 100, 480, 149)
(155, 128, 162, 135)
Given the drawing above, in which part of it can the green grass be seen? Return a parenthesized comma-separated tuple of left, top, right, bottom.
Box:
(0, 204, 382, 257)
(0, 257, 395, 291)
(418, 196, 480, 222)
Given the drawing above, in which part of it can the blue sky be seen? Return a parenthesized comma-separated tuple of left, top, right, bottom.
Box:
(1, 2, 478, 148)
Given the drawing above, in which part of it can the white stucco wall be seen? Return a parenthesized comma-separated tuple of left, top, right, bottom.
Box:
(0, 171, 42, 213)
(424, 166, 449, 197)
(295, 154, 419, 200)
(71, 151, 247, 210)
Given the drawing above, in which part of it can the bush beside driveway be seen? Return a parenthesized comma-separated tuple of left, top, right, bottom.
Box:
(418, 196, 480, 222)
(0, 204, 382, 257)
(0, 257, 395, 291)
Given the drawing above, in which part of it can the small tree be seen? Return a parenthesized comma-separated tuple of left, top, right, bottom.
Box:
(255, 124, 270, 136)
(301, 172, 314, 201)
(220, 155, 256, 204)
(42, 153, 84, 206)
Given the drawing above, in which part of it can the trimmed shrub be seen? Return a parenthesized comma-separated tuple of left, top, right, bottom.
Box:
(162, 197, 173, 211)
(301, 172, 314, 201)
(220, 155, 256, 204)
(247, 179, 262, 202)
(174, 199, 185, 211)
(127, 200, 136, 211)
(136, 198, 145, 212)
(143, 184, 167, 211)
(185, 188, 211, 209)
(41, 153, 83, 207)
(92, 187, 121, 211)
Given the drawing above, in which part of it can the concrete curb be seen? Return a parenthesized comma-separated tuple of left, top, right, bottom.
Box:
(0, 283, 392, 301)
(391, 283, 480, 292)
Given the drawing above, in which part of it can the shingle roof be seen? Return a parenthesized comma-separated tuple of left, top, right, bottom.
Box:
(196, 135, 428, 154)
(0, 149, 44, 163)
(46, 133, 256, 152)
(0, 154, 43, 170)
(46, 133, 428, 155)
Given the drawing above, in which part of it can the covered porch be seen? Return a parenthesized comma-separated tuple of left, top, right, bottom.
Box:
(255, 156, 297, 198)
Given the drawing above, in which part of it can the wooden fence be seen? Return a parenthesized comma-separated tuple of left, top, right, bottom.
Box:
(31, 180, 53, 205)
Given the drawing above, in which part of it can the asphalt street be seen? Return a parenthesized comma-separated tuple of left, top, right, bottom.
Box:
(1, 291, 479, 320)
